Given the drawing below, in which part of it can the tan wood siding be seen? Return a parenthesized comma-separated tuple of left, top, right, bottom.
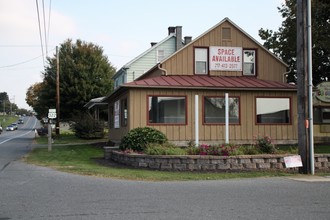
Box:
(111, 88, 298, 145)
(161, 21, 287, 83)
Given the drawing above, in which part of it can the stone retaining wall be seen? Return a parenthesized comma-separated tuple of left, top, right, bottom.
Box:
(104, 147, 330, 172)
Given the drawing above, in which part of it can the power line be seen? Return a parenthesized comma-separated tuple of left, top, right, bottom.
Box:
(42, 0, 48, 57)
(0, 55, 43, 69)
(35, 0, 45, 67)
(47, 0, 52, 54)
(0, 47, 56, 69)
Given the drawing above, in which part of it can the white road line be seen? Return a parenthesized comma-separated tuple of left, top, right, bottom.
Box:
(0, 118, 38, 145)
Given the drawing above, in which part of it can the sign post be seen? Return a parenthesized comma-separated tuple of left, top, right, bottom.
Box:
(48, 109, 57, 152)
(48, 122, 52, 152)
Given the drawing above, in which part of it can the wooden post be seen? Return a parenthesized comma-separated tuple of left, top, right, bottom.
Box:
(48, 122, 52, 152)
(296, 0, 309, 174)
(56, 46, 60, 135)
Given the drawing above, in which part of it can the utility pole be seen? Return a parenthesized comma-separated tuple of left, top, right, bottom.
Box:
(56, 46, 60, 135)
(296, 0, 309, 174)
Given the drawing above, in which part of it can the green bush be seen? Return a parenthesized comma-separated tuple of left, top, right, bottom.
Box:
(255, 135, 276, 154)
(145, 143, 186, 155)
(239, 145, 260, 155)
(71, 114, 105, 139)
(120, 127, 168, 152)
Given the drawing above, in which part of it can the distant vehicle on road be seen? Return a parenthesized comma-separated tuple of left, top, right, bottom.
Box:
(11, 123, 18, 130)
(6, 123, 18, 131)
(6, 125, 15, 131)
(0, 125, 2, 134)
(18, 119, 24, 124)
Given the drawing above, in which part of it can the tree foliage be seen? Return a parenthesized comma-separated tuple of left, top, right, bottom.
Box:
(29, 39, 115, 120)
(0, 92, 18, 114)
(259, 0, 330, 85)
(26, 82, 48, 117)
(71, 113, 105, 139)
(0, 92, 9, 113)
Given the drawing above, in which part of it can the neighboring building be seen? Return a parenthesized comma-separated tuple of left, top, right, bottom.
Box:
(112, 26, 191, 89)
(83, 96, 107, 121)
(104, 17, 298, 146)
(86, 26, 190, 120)
(313, 82, 330, 143)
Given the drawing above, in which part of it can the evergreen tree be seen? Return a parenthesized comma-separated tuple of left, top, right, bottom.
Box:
(259, 0, 330, 85)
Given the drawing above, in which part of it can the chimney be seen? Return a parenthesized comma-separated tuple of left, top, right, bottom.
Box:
(184, 36, 192, 45)
(175, 26, 182, 51)
(168, 26, 175, 35)
(150, 42, 157, 47)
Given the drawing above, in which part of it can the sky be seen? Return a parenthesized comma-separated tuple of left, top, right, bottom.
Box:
(0, 0, 285, 110)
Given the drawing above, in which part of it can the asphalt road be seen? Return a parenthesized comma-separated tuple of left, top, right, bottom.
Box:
(0, 116, 38, 171)
(0, 117, 330, 220)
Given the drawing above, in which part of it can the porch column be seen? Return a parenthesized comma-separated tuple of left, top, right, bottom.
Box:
(195, 95, 199, 146)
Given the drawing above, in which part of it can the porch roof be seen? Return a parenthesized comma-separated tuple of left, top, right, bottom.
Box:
(84, 96, 107, 109)
(123, 75, 296, 91)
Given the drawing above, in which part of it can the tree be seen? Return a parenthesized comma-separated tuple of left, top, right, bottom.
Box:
(26, 82, 48, 118)
(0, 92, 9, 113)
(36, 39, 115, 120)
(259, 0, 330, 85)
(0, 92, 17, 114)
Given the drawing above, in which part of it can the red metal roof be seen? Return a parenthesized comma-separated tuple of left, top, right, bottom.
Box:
(124, 75, 296, 91)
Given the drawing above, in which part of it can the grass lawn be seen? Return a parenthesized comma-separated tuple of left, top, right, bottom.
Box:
(24, 144, 294, 181)
(24, 134, 330, 181)
(0, 115, 19, 128)
(36, 132, 108, 145)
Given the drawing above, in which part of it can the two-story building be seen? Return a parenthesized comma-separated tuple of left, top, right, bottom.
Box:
(104, 17, 298, 146)
(86, 26, 191, 120)
(112, 26, 191, 89)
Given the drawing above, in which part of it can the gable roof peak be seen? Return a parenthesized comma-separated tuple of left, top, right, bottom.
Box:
(159, 17, 288, 67)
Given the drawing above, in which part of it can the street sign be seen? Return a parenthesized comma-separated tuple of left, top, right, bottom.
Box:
(49, 109, 56, 113)
(48, 112, 57, 119)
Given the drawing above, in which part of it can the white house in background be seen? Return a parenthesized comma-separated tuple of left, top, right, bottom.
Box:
(112, 26, 192, 89)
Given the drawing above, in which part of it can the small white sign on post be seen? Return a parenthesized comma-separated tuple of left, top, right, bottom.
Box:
(48, 109, 57, 119)
(284, 155, 303, 168)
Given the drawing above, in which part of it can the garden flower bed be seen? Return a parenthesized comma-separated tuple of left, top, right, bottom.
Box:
(104, 147, 330, 172)
(105, 128, 330, 172)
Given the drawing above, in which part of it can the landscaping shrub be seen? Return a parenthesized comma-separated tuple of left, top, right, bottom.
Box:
(120, 127, 168, 152)
(71, 114, 105, 139)
(255, 135, 276, 154)
(145, 143, 186, 155)
(240, 145, 260, 155)
(188, 143, 243, 156)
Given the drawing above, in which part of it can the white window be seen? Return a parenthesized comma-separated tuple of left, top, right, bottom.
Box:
(243, 50, 256, 75)
(157, 49, 165, 63)
(256, 97, 291, 124)
(195, 48, 208, 74)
